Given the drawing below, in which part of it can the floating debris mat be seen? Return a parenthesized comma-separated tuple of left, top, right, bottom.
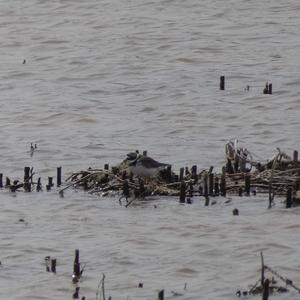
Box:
(60, 143, 300, 206)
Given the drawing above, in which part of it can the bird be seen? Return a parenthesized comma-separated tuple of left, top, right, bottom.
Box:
(125, 152, 170, 177)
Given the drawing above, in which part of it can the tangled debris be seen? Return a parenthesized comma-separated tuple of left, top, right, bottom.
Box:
(236, 252, 300, 299)
(60, 142, 300, 207)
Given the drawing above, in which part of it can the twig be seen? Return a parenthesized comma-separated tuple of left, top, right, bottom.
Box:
(58, 173, 95, 194)
(265, 265, 300, 293)
(261, 251, 265, 286)
(96, 273, 106, 300)
(268, 149, 281, 208)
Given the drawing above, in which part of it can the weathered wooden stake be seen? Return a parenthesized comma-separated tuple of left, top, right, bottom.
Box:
(205, 197, 210, 206)
(185, 167, 190, 176)
(293, 150, 298, 162)
(214, 177, 219, 196)
(158, 289, 164, 300)
(0, 173, 3, 188)
(286, 187, 293, 208)
(24, 166, 30, 181)
(73, 249, 80, 281)
(5, 177, 10, 187)
(268, 83, 272, 95)
(73, 287, 80, 299)
(232, 208, 239, 215)
(51, 258, 56, 273)
(57, 167, 62, 186)
(209, 173, 214, 196)
(48, 177, 53, 187)
(295, 178, 300, 191)
(179, 167, 184, 181)
(245, 174, 251, 196)
(188, 181, 193, 199)
(220, 75, 225, 90)
(220, 174, 226, 197)
(179, 181, 186, 203)
(263, 82, 269, 94)
(37, 177, 42, 192)
(260, 252, 265, 287)
(24, 166, 31, 192)
(104, 164, 109, 182)
(191, 165, 197, 183)
(262, 278, 269, 300)
(203, 173, 208, 198)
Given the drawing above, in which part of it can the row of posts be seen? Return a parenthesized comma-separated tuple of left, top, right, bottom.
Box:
(0, 166, 62, 192)
(219, 75, 273, 94)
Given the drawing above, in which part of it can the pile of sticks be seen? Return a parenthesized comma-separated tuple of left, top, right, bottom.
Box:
(61, 142, 300, 207)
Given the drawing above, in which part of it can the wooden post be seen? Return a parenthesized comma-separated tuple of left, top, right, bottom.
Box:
(205, 196, 210, 206)
(286, 187, 293, 208)
(220, 174, 226, 197)
(24, 167, 30, 182)
(73, 287, 80, 299)
(179, 181, 186, 203)
(158, 290, 164, 300)
(57, 167, 62, 186)
(191, 165, 197, 183)
(73, 249, 80, 279)
(262, 279, 269, 300)
(214, 177, 219, 196)
(37, 177, 42, 192)
(260, 252, 265, 287)
(220, 75, 225, 90)
(5, 177, 10, 187)
(268, 83, 272, 95)
(203, 173, 208, 198)
(293, 150, 298, 162)
(179, 167, 184, 181)
(188, 181, 193, 199)
(0, 173, 3, 188)
(185, 167, 190, 176)
(232, 208, 239, 215)
(104, 164, 109, 182)
(48, 177, 53, 187)
(245, 174, 251, 196)
(51, 258, 56, 273)
(142, 150, 147, 156)
(24, 167, 31, 192)
(263, 82, 269, 94)
(295, 178, 300, 191)
(209, 173, 214, 196)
